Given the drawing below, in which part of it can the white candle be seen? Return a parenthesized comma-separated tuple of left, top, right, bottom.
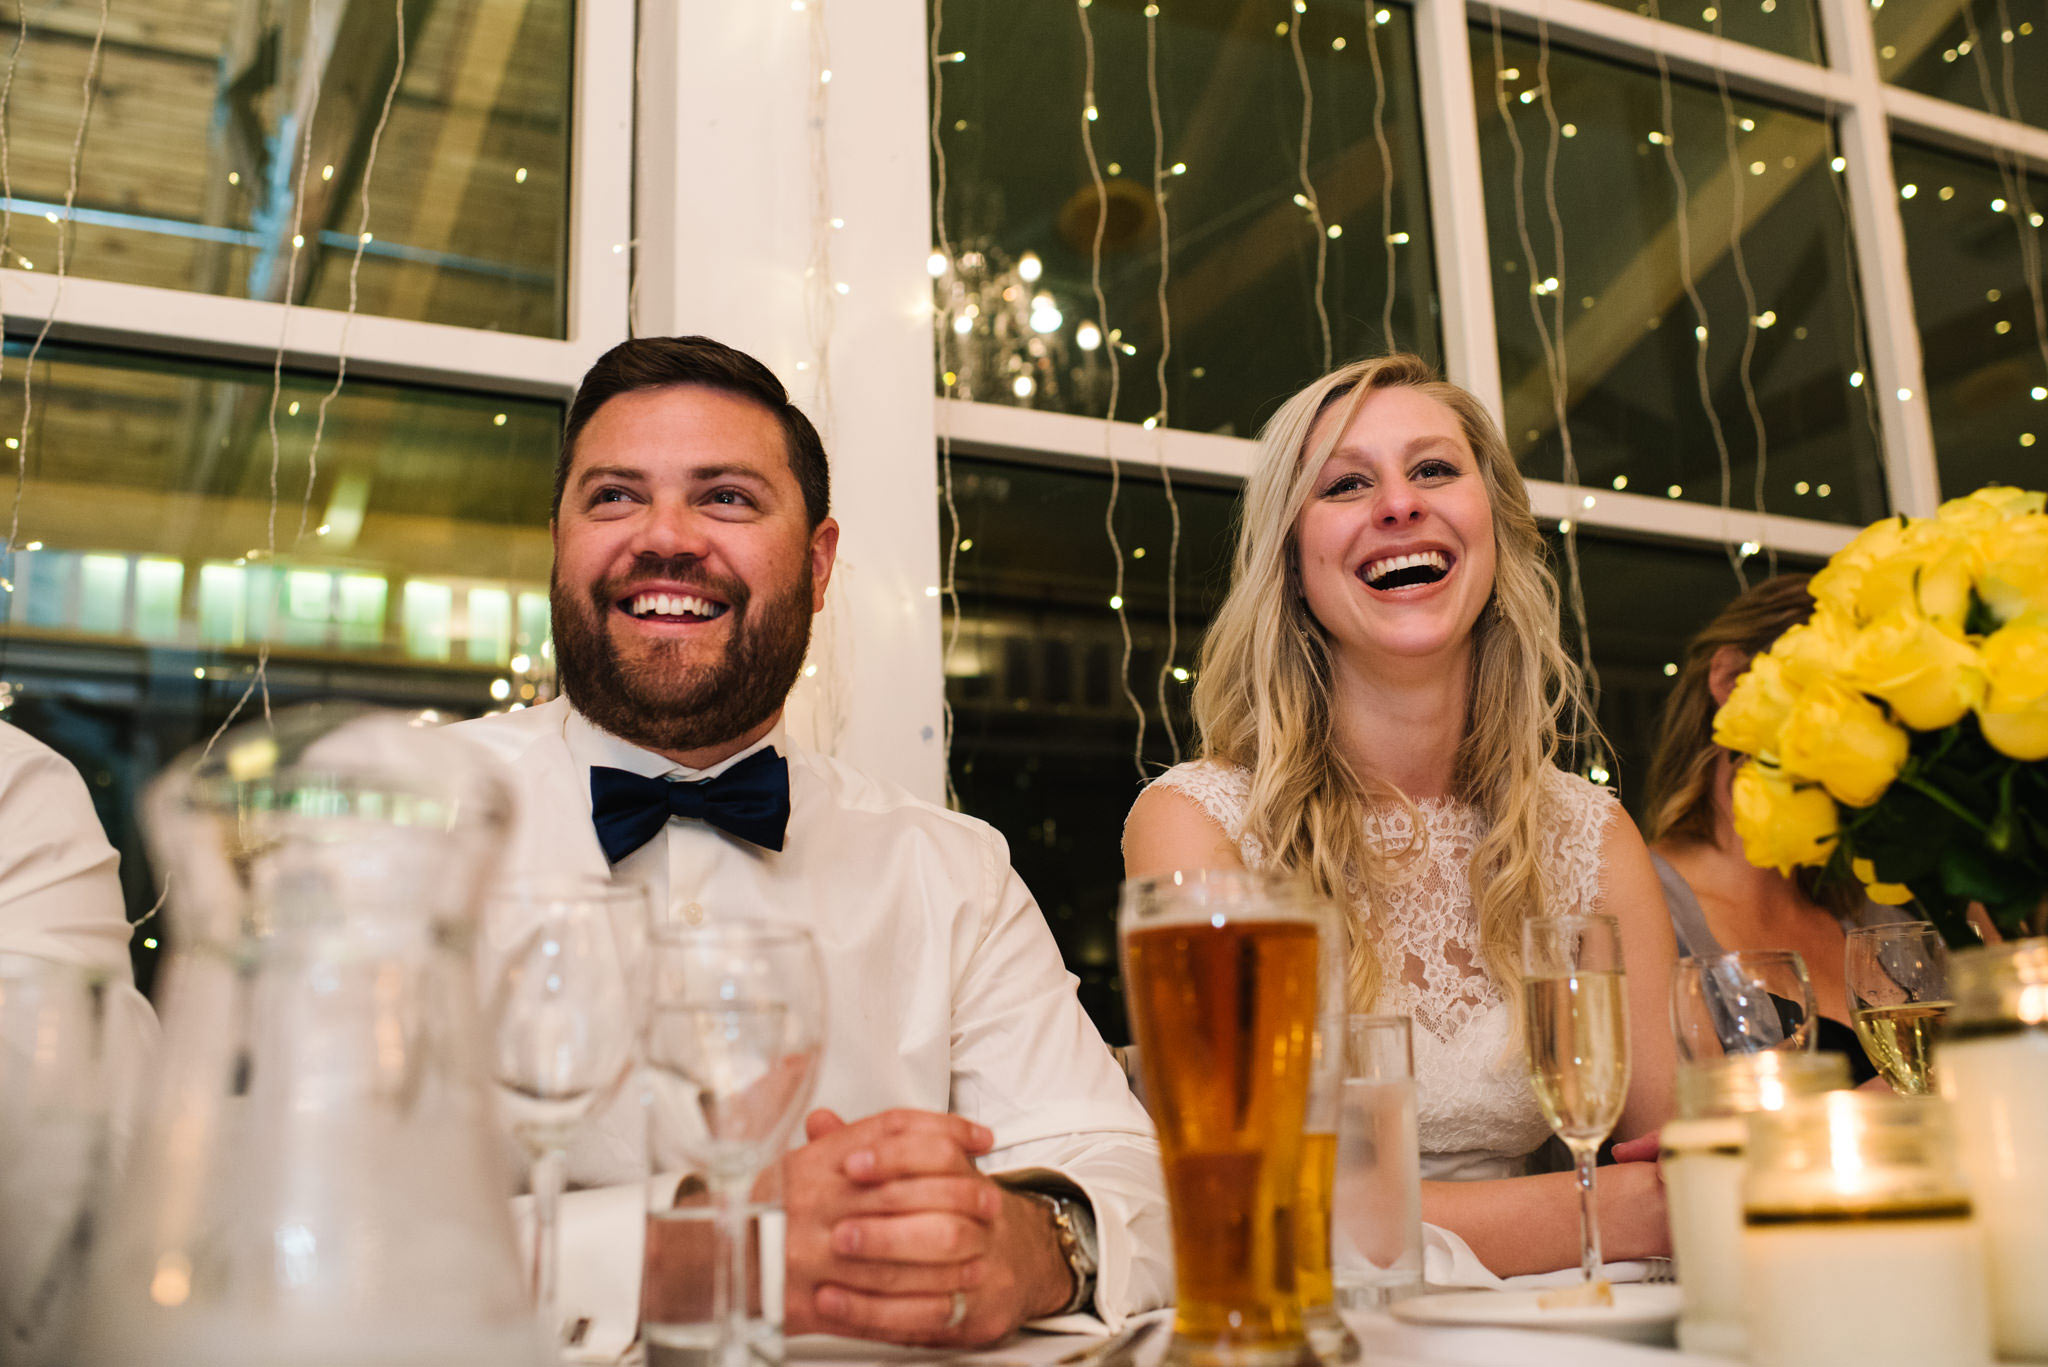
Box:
(1742, 1212, 1991, 1367)
(1742, 1092, 1994, 1367)
(1662, 1115, 1745, 1356)
(1943, 1028, 2048, 1360)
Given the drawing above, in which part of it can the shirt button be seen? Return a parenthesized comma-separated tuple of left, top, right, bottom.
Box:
(680, 901, 706, 926)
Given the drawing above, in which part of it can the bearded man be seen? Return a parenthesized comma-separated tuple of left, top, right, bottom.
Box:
(453, 336, 1167, 1353)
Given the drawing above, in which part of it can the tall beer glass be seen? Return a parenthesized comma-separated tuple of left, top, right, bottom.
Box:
(1121, 870, 1329, 1367)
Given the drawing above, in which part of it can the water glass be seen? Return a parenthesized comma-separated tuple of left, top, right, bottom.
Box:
(1330, 1014, 1422, 1308)
(1671, 950, 1816, 1061)
(643, 922, 824, 1367)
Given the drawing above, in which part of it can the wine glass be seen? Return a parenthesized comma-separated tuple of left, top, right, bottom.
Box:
(1671, 950, 1817, 1061)
(1522, 914, 1631, 1284)
(645, 923, 824, 1367)
(480, 877, 644, 1344)
(1845, 922, 1950, 1095)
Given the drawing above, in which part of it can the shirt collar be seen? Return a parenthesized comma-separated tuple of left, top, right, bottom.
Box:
(564, 706, 788, 783)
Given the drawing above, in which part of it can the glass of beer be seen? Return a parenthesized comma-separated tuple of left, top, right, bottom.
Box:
(1120, 870, 1329, 1367)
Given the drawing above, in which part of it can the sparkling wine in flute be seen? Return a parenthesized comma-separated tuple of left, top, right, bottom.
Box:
(1853, 1000, 1949, 1096)
(1524, 971, 1631, 1144)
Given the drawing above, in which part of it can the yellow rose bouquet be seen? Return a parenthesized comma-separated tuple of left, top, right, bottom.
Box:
(1715, 485, 2048, 946)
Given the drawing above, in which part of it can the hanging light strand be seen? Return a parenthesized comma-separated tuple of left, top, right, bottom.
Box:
(302, 0, 408, 545)
(805, 0, 836, 437)
(930, 0, 966, 809)
(1643, 0, 1746, 588)
(1288, 6, 1333, 371)
(1707, 22, 1775, 576)
(1076, 0, 1148, 778)
(1146, 3, 1184, 766)
(1364, 1, 1397, 348)
(9, 0, 107, 568)
(1962, 0, 2048, 388)
(1804, 1, 1884, 479)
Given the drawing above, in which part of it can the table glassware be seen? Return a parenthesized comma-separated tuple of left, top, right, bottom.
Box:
(1662, 1051, 1847, 1356)
(1119, 869, 1328, 1367)
(1522, 913, 1630, 1285)
(643, 922, 824, 1367)
(1296, 911, 1359, 1366)
(1330, 1014, 1422, 1309)
(1742, 1091, 1991, 1367)
(480, 877, 644, 1345)
(1938, 938, 2048, 1359)
(78, 704, 550, 1367)
(1670, 950, 1817, 1061)
(0, 954, 112, 1365)
(1845, 922, 1950, 1094)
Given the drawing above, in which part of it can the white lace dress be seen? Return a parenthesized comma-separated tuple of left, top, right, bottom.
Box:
(1147, 760, 1619, 1182)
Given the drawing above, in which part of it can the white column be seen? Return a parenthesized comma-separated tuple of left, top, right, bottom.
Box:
(637, 0, 947, 803)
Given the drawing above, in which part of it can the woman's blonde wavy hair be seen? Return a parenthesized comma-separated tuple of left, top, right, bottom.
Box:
(1191, 354, 1592, 1013)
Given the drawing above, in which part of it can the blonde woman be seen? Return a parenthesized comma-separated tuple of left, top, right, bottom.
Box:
(1123, 355, 1677, 1276)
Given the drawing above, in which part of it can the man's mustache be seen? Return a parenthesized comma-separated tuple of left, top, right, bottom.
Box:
(592, 554, 750, 611)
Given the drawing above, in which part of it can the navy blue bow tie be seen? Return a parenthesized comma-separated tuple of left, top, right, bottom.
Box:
(589, 749, 790, 863)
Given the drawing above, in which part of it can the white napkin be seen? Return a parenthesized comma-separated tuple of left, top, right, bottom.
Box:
(1422, 1222, 1652, 1290)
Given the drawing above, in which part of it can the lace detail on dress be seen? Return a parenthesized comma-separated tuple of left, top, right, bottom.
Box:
(1139, 760, 1620, 1174)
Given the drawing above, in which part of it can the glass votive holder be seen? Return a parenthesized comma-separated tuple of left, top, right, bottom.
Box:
(1941, 938, 2048, 1361)
(1662, 1051, 1847, 1357)
(1741, 1091, 1992, 1367)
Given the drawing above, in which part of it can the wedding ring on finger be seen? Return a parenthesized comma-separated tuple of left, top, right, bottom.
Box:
(945, 1290, 969, 1331)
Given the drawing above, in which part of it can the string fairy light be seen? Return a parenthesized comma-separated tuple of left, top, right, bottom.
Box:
(1704, 15, 1775, 577)
(1074, 0, 1150, 780)
(1961, 0, 2048, 390)
(1145, 1, 1185, 766)
(1642, 0, 1747, 588)
(1363, 0, 1397, 349)
(8, 0, 108, 573)
(1486, 17, 1599, 711)
(1288, 5, 1333, 371)
(930, 0, 967, 809)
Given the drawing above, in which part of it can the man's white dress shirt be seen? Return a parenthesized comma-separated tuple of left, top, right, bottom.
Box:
(0, 721, 159, 1130)
(451, 698, 1169, 1334)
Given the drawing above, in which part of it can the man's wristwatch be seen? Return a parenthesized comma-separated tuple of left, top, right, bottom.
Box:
(1024, 1189, 1100, 1316)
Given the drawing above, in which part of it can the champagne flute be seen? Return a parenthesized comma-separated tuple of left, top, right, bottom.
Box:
(1671, 950, 1817, 1061)
(481, 877, 645, 1344)
(1845, 922, 1950, 1095)
(1522, 914, 1631, 1284)
(645, 923, 824, 1367)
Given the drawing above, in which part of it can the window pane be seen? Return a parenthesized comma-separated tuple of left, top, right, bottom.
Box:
(1876, 3, 2047, 132)
(1475, 30, 1887, 526)
(942, 453, 1239, 1041)
(7, 0, 572, 336)
(1572, 0, 1823, 63)
(1891, 140, 2048, 496)
(0, 342, 561, 991)
(932, 0, 1439, 439)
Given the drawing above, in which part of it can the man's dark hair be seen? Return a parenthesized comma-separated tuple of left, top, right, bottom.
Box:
(553, 336, 830, 527)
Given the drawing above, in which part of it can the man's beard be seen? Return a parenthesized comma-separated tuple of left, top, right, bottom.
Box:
(550, 554, 814, 755)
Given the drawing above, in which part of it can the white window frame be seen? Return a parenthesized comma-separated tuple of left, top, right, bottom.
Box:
(932, 0, 2048, 563)
(0, 0, 633, 397)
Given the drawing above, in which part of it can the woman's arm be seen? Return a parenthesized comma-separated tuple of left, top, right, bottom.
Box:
(1598, 810, 1682, 1142)
(1121, 783, 1247, 880)
(1422, 1164, 1670, 1275)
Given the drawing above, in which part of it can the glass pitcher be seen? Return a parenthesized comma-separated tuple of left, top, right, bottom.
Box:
(78, 704, 552, 1367)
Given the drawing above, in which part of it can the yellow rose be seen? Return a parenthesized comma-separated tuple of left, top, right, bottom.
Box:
(1843, 612, 1986, 730)
(1978, 613, 2048, 761)
(1936, 485, 2046, 531)
(1770, 609, 1857, 690)
(1979, 513, 2048, 625)
(1777, 678, 1910, 806)
(1850, 857, 1915, 907)
(1732, 760, 1840, 875)
(1812, 515, 1975, 632)
(1713, 652, 1801, 757)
